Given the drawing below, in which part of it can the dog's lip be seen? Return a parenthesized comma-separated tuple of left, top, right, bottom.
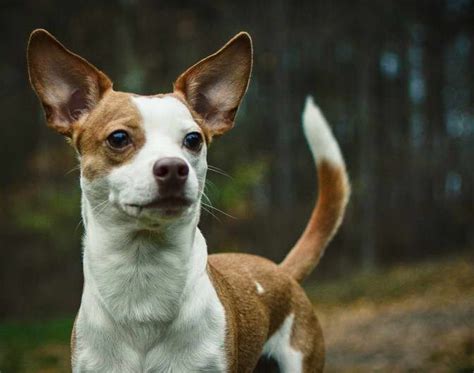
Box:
(129, 196, 192, 210)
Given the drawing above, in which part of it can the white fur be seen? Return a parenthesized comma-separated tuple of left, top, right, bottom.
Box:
(303, 95, 343, 166)
(262, 314, 303, 372)
(74, 96, 227, 372)
(255, 281, 265, 294)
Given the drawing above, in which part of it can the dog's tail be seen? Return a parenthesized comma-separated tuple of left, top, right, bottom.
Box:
(279, 96, 350, 283)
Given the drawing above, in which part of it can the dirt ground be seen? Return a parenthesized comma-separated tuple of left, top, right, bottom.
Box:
(312, 255, 474, 372)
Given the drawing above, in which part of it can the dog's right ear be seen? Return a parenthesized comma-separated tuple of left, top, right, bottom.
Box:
(27, 29, 112, 137)
(174, 32, 252, 138)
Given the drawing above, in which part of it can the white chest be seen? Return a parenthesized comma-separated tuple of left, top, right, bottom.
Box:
(74, 225, 228, 372)
(74, 273, 227, 373)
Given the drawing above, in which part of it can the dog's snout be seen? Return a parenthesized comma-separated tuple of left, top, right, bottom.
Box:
(153, 157, 189, 188)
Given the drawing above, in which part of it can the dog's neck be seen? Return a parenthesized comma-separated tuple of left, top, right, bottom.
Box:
(80, 194, 208, 324)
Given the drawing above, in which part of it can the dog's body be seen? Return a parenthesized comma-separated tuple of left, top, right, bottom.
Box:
(27, 30, 349, 372)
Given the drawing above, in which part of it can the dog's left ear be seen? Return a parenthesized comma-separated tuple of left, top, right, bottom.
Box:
(27, 29, 112, 137)
(174, 32, 253, 137)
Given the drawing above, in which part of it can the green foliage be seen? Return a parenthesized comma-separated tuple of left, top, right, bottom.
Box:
(12, 188, 79, 231)
(0, 318, 73, 373)
(0, 318, 72, 346)
(10, 186, 81, 250)
(206, 159, 268, 215)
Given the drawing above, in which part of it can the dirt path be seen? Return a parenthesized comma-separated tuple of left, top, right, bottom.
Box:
(312, 256, 474, 372)
(317, 297, 473, 372)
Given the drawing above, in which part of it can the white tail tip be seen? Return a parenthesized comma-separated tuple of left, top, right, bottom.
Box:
(302, 95, 344, 166)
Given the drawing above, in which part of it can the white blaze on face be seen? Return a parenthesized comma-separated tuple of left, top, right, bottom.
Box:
(107, 96, 207, 214)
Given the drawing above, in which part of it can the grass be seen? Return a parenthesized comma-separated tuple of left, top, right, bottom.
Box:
(307, 252, 474, 306)
(0, 318, 73, 372)
(1, 253, 473, 372)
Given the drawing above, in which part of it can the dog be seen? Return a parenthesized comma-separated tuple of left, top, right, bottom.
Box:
(27, 29, 349, 373)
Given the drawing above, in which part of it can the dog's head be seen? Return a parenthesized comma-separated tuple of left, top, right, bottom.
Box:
(27, 30, 252, 229)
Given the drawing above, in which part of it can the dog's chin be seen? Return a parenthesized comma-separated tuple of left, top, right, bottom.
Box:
(119, 197, 197, 225)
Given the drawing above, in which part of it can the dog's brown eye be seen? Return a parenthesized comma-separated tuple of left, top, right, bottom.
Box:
(107, 130, 131, 149)
(183, 132, 203, 152)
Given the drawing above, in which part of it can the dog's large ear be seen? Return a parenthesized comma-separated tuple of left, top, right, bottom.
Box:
(174, 32, 252, 137)
(27, 29, 112, 137)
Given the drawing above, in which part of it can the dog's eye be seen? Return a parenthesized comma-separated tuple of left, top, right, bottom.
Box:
(107, 130, 131, 149)
(183, 132, 203, 152)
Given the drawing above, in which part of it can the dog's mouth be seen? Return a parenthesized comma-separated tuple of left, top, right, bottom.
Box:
(140, 196, 192, 209)
(125, 196, 193, 218)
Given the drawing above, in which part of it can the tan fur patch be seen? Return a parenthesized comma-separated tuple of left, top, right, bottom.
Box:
(73, 91, 145, 180)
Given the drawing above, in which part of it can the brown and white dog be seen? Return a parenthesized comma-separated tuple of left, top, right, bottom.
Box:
(27, 29, 349, 372)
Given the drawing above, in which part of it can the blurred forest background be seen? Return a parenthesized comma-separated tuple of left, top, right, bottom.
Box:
(1, 0, 474, 371)
(0, 0, 473, 325)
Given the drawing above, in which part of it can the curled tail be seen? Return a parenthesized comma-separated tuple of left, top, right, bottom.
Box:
(280, 96, 350, 283)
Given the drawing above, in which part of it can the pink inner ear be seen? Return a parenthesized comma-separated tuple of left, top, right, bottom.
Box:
(50, 88, 88, 127)
(193, 92, 215, 120)
(174, 34, 252, 137)
(67, 88, 89, 121)
(48, 87, 90, 127)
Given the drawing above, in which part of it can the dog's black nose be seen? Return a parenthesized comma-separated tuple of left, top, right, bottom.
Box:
(153, 157, 189, 190)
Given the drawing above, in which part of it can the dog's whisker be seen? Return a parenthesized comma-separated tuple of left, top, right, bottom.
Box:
(201, 201, 237, 220)
(74, 218, 85, 233)
(201, 191, 214, 207)
(96, 202, 110, 217)
(200, 204, 221, 222)
(74, 200, 109, 232)
(88, 199, 110, 218)
(65, 164, 81, 175)
(207, 165, 232, 178)
(91, 199, 109, 213)
(201, 187, 236, 220)
(74, 199, 109, 232)
(203, 180, 220, 198)
(207, 164, 229, 174)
